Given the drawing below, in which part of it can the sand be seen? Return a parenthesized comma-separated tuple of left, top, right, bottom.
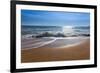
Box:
(21, 38, 90, 63)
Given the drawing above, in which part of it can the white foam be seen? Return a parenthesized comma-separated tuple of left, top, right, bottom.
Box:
(22, 39, 56, 50)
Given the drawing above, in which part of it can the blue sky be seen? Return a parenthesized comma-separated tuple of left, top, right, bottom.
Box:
(21, 9, 90, 26)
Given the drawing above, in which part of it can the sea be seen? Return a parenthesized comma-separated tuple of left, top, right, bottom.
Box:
(21, 25, 90, 39)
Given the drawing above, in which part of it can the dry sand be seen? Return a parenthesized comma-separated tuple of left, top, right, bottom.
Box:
(21, 39, 90, 63)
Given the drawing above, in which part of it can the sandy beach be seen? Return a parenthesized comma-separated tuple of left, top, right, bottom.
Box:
(21, 37, 90, 63)
(21, 9, 90, 63)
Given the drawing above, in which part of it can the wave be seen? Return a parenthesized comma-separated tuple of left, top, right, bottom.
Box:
(21, 25, 90, 39)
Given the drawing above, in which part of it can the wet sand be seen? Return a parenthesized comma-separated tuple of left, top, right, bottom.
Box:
(21, 38, 90, 63)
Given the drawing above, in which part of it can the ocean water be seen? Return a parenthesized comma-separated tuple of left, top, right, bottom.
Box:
(21, 25, 90, 38)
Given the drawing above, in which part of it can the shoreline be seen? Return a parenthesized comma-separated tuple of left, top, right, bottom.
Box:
(21, 36, 89, 50)
(21, 38, 90, 63)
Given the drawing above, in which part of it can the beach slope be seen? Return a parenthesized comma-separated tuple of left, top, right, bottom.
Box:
(21, 38, 90, 63)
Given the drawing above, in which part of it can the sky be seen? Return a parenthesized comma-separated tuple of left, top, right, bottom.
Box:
(21, 9, 90, 26)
